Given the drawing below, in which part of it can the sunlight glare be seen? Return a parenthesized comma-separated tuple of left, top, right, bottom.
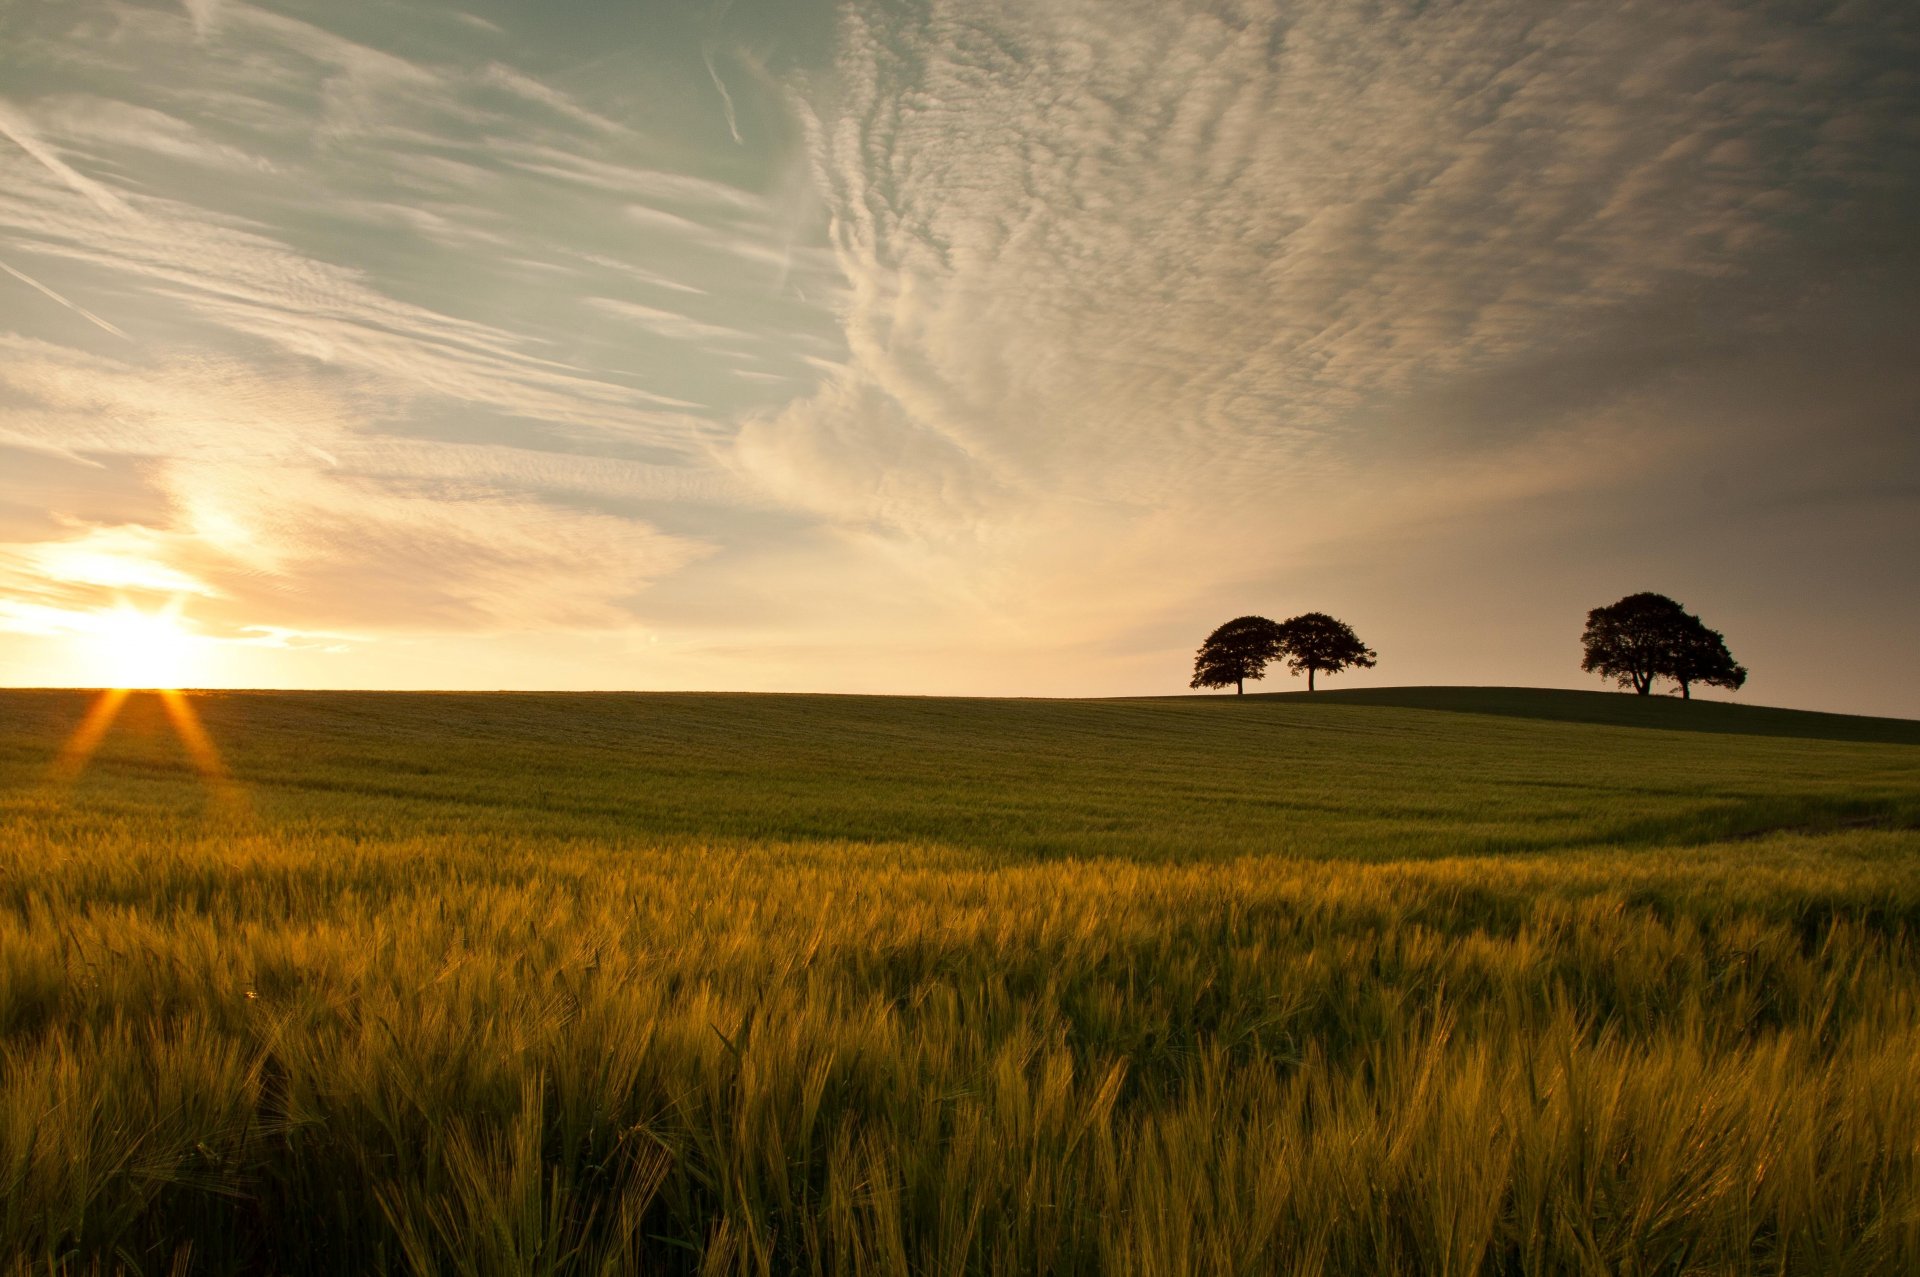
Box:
(82, 602, 202, 690)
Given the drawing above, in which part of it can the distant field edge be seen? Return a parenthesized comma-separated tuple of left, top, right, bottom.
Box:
(1205, 684, 1920, 745)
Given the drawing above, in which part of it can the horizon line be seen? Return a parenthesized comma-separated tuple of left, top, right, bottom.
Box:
(2, 683, 1914, 725)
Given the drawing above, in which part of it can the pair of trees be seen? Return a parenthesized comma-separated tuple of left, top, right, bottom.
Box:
(1579, 592, 1746, 698)
(1192, 593, 1743, 701)
(1191, 613, 1376, 695)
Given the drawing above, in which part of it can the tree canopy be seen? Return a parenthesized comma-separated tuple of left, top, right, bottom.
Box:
(1190, 615, 1285, 695)
(1274, 613, 1377, 691)
(1580, 592, 1746, 698)
(1668, 618, 1748, 700)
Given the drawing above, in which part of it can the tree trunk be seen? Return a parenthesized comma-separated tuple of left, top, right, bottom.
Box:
(1236, 677, 1243, 695)
(1308, 667, 1316, 692)
(1680, 682, 1691, 700)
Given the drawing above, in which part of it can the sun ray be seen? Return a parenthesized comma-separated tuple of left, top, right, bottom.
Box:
(50, 687, 131, 783)
(159, 689, 249, 815)
(156, 689, 224, 777)
(46, 599, 248, 814)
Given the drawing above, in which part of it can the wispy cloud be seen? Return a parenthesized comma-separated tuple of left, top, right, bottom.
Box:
(180, 0, 224, 43)
(0, 334, 716, 644)
(0, 99, 136, 218)
(478, 63, 625, 136)
(0, 0, 1912, 705)
(587, 298, 753, 344)
(0, 258, 128, 340)
(726, 0, 1919, 648)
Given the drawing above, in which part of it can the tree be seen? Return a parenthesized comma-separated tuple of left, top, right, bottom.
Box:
(1668, 617, 1747, 700)
(1580, 592, 1683, 695)
(1190, 615, 1285, 695)
(1579, 592, 1747, 698)
(1273, 612, 1376, 691)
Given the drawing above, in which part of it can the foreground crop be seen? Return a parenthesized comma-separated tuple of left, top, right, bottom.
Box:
(1, 689, 1916, 1274)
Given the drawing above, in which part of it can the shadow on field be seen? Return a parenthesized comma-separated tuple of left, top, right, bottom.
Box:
(1241, 686, 1920, 746)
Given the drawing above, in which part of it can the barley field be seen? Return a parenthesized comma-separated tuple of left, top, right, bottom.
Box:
(2, 686, 1918, 1275)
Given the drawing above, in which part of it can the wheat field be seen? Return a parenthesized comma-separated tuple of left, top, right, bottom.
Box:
(2, 687, 1917, 1275)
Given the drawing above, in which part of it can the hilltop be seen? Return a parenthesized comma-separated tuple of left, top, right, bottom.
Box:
(1236, 684, 1920, 745)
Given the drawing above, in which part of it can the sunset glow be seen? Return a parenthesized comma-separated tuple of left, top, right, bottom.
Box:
(48, 597, 233, 794)
(0, 0, 1913, 712)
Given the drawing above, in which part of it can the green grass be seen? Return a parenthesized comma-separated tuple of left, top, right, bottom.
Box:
(1, 687, 1917, 1274)
(1261, 685, 1920, 745)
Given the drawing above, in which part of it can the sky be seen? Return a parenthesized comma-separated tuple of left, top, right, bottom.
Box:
(0, 0, 1915, 714)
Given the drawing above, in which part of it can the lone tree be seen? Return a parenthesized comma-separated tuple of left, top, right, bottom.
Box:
(1273, 612, 1376, 691)
(1580, 592, 1746, 698)
(1191, 615, 1286, 694)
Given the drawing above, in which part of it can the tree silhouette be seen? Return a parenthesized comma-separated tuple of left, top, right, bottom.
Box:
(1669, 617, 1747, 700)
(1580, 593, 1682, 695)
(1274, 612, 1376, 691)
(1580, 592, 1746, 698)
(1190, 615, 1286, 695)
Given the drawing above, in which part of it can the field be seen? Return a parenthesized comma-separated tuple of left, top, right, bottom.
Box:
(2, 686, 1918, 1275)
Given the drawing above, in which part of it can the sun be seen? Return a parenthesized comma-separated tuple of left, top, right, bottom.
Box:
(82, 602, 202, 690)
(54, 602, 235, 795)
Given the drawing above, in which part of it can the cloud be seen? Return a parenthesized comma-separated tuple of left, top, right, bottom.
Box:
(493, 143, 769, 213)
(0, 524, 217, 599)
(0, 345, 715, 639)
(0, 99, 136, 219)
(162, 458, 709, 630)
(725, 0, 1920, 643)
(180, 0, 223, 43)
(0, 2, 846, 454)
(478, 63, 625, 135)
(587, 297, 754, 344)
(0, 257, 128, 340)
(0, 0, 856, 663)
(0, 141, 709, 436)
(705, 46, 744, 145)
(0, 0, 1911, 703)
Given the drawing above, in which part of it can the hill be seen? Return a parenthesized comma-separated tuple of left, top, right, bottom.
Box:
(2, 684, 1913, 859)
(1244, 684, 1920, 744)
